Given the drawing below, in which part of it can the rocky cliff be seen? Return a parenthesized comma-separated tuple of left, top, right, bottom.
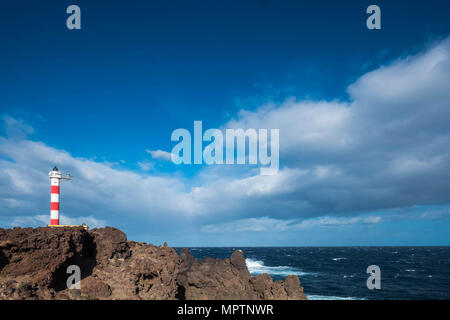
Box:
(0, 226, 307, 300)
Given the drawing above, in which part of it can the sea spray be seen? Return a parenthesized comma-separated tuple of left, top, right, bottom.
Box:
(245, 258, 313, 277)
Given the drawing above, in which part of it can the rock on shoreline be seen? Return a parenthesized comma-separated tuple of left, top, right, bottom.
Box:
(0, 226, 307, 300)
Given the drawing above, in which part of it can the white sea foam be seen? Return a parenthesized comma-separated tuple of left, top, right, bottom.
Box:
(307, 294, 366, 300)
(245, 258, 312, 277)
(332, 257, 347, 261)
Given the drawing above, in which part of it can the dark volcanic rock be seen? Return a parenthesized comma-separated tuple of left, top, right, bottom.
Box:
(0, 227, 307, 300)
(177, 247, 306, 300)
(89, 227, 131, 264)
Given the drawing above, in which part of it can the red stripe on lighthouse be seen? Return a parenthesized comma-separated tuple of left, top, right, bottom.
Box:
(50, 219, 59, 225)
(51, 202, 59, 210)
(51, 186, 60, 194)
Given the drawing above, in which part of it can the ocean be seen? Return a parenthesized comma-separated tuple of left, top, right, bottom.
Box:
(177, 247, 450, 300)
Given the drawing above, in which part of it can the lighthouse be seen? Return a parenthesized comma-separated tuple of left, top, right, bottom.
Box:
(48, 166, 72, 226)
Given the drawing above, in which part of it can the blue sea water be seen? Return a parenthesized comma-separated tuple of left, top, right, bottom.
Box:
(176, 247, 450, 300)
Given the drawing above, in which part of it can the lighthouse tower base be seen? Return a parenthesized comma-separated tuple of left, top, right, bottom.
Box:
(47, 224, 89, 231)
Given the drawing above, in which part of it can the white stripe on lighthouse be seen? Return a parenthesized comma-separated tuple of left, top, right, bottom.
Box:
(50, 210, 59, 220)
(50, 193, 59, 203)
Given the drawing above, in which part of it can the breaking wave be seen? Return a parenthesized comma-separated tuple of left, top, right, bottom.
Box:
(332, 257, 347, 261)
(245, 258, 312, 277)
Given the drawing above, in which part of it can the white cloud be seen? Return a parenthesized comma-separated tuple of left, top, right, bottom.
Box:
(218, 36, 450, 215)
(0, 137, 204, 227)
(225, 99, 353, 156)
(8, 214, 107, 228)
(202, 215, 382, 233)
(145, 149, 173, 161)
(1, 115, 34, 139)
(202, 217, 292, 233)
(292, 215, 382, 229)
(137, 159, 155, 171)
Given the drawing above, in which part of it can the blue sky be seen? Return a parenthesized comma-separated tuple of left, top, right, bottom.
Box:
(1, 0, 450, 246)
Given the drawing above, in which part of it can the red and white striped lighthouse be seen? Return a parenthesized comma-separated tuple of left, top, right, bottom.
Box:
(49, 166, 71, 225)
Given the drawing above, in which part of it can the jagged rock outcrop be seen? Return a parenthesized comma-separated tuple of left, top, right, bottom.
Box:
(176, 248, 305, 300)
(0, 227, 307, 300)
